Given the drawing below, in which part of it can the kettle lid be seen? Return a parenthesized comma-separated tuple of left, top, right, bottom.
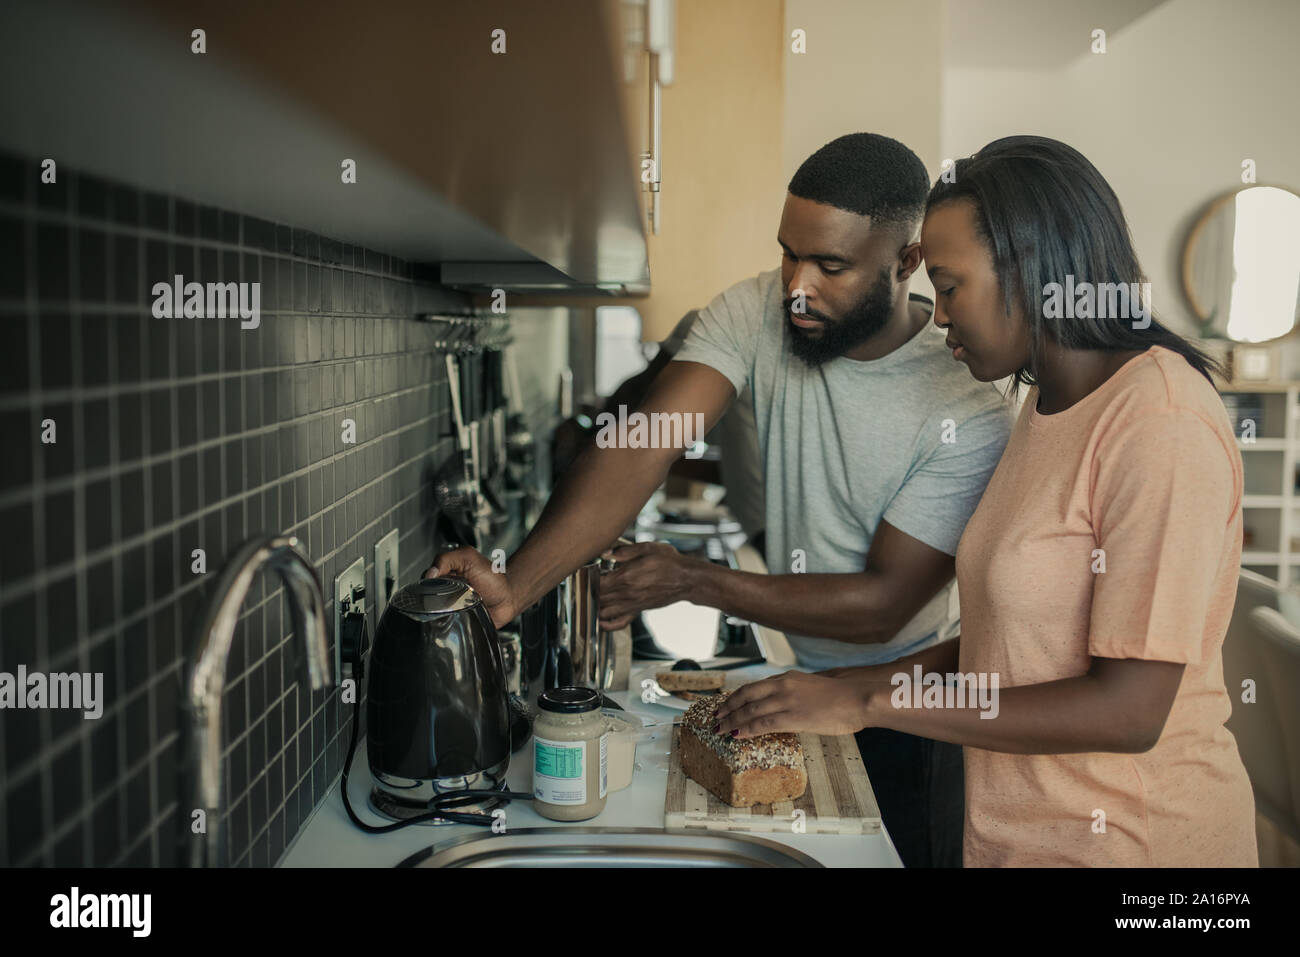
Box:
(391, 577, 483, 617)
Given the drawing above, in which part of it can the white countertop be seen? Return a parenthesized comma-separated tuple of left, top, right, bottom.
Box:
(280, 662, 901, 868)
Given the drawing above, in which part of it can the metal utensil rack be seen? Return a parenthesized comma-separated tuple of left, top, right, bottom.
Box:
(419, 314, 513, 354)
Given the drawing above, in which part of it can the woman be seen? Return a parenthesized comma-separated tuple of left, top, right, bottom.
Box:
(713, 135, 1258, 867)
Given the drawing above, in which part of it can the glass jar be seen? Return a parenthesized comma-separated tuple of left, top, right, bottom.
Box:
(532, 687, 608, 821)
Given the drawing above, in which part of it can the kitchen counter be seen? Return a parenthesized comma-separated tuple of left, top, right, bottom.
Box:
(281, 662, 901, 868)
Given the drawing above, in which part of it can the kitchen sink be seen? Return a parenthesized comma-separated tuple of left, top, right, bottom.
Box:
(395, 827, 823, 867)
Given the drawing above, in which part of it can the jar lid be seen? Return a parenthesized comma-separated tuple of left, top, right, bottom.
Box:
(537, 687, 601, 714)
(391, 577, 482, 617)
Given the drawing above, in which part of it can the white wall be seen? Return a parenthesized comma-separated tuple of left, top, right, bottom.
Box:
(942, 0, 1300, 337)
(784, 0, 945, 299)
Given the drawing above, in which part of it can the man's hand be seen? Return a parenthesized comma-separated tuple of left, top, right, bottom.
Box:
(711, 671, 873, 739)
(597, 541, 697, 630)
(423, 547, 519, 629)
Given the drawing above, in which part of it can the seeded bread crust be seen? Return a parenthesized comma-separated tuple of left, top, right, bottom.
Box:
(673, 688, 718, 702)
(656, 670, 726, 692)
(679, 690, 808, 807)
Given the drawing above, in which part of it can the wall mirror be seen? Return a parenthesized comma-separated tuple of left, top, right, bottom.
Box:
(1183, 185, 1300, 343)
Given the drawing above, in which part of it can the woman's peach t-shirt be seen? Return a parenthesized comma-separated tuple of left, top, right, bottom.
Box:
(955, 345, 1257, 866)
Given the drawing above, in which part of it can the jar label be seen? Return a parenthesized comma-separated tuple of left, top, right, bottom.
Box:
(534, 736, 587, 805)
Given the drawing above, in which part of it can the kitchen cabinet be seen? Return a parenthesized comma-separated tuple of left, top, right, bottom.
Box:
(0, 0, 650, 293)
(497, 0, 787, 337)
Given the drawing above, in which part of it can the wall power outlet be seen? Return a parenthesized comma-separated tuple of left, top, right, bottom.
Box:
(374, 529, 399, 620)
(334, 557, 366, 682)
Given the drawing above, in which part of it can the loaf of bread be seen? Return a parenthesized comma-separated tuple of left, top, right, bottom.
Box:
(679, 690, 807, 807)
(655, 670, 726, 692)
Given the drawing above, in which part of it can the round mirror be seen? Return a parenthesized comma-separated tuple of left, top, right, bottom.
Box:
(1182, 185, 1300, 343)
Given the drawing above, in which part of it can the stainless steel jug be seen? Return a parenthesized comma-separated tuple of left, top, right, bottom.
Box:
(543, 559, 615, 692)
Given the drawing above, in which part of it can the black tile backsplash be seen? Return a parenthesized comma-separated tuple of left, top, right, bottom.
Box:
(0, 152, 568, 866)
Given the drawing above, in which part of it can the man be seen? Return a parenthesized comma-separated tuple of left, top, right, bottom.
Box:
(428, 133, 1013, 866)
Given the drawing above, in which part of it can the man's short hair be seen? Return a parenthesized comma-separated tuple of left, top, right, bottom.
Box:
(788, 133, 929, 237)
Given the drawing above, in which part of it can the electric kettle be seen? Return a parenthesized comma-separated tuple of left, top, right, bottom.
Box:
(365, 577, 511, 821)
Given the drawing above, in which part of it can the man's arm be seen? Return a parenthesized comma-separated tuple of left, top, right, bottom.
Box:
(429, 360, 736, 627)
(598, 518, 955, 643)
(605, 339, 723, 485)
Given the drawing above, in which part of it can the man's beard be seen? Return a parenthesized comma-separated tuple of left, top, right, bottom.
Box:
(784, 267, 895, 367)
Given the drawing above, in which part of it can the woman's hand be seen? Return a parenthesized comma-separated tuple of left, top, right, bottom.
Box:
(711, 671, 875, 739)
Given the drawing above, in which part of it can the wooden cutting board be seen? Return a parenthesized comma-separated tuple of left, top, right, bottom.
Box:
(663, 723, 881, 834)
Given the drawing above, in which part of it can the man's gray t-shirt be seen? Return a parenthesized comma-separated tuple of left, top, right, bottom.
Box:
(673, 267, 1014, 668)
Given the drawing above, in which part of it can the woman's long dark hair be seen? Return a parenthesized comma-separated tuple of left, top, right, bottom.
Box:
(926, 135, 1224, 391)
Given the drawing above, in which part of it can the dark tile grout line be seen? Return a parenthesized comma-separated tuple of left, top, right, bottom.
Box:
(9, 187, 58, 863)
(0, 359, 449, 499)
(5, 449, 439, 722)
(0, 386, 450, 599)
(29, 659, 337, 868)
(103, 208, 133, 865)
(3, 443, 444, 783)
(267, 544, 433, 869)
(0, 196, 414, 279)
(6, 447, 437, 693)
(7, 457, 439, 674)
(0, 317, 447, 417)
(69, 183, 97, 868)
(9, 455, 438, 865)
(0, 335, 447, 444)
(3, 418, 436, 858)
(0, 359, 450, 511)
(238, 541, 437, 869)
(19, 532, 385, 866)
(0, 160, 543, 868)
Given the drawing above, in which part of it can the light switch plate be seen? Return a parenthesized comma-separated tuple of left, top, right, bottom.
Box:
(374, 529, 399, 618)
(334, 557, 366, 681)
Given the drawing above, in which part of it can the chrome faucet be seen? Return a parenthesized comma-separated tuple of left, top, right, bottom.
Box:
(180, 535, 333, 867)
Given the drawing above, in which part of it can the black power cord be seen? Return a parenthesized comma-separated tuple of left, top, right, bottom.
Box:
(338, 615, 533, 832)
